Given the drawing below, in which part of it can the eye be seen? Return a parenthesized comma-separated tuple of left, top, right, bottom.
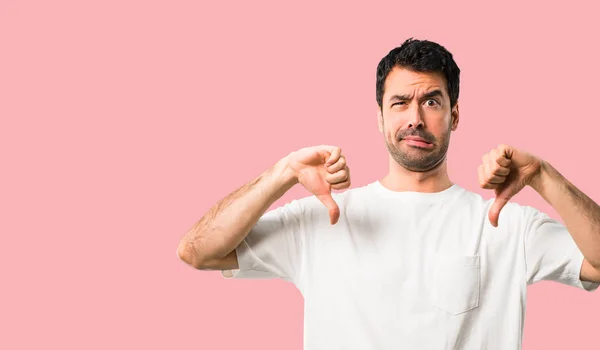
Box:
(391, 101, 406, 107)
(425, 99, 440, 107)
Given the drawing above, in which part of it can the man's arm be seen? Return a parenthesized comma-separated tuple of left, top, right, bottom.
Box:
(176, 145, 350, 272)
(530, 161, 600, 282)
(177, 155, 298, 270)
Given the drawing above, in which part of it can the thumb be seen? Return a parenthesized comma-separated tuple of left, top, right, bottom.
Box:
(316, 192, 340, 225)
(489, 196, 509, 227)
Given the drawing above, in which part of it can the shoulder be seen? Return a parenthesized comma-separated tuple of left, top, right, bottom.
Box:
(270, 183, 374, 224)
(296, 182, 374, 210)
(453, 186, 539, 230)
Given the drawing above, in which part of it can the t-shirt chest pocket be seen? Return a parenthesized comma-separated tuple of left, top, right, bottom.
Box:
(430, 255, 481, 315)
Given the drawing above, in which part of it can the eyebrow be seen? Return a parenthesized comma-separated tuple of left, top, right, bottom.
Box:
(388, 94, 412, 102)
(422, 90, 443, 100)
(388, 89, 443, 104)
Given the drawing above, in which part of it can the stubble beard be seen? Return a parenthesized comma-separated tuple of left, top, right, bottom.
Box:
(384, 124, 451, 173)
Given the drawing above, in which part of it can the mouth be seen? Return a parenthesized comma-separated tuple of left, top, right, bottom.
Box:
(401, 136, 434, 149)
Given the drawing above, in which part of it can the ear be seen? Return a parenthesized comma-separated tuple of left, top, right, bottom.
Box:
(377, 105, 383, 133)
(450, 102, 459, 131)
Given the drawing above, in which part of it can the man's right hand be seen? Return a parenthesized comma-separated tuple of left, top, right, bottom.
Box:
(177, 144, 351, 270)
(286, 145, 351, 225)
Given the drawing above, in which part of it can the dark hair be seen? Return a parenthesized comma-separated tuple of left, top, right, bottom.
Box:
(376, 38, 460, 109)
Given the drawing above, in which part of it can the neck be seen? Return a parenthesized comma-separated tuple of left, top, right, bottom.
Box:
(380, 155, 453, 193)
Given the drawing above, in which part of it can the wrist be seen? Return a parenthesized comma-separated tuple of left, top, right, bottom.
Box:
(529, 160, 550, 194)
(274, 154, 299, 188)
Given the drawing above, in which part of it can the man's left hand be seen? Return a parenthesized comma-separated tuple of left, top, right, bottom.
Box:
(478, 144, 543, 227)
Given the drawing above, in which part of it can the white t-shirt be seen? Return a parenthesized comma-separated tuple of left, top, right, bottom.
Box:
(224, 181, 599, 349)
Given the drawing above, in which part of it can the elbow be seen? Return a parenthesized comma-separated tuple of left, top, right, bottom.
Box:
(589, 259, 600, 271)
(177, 241, 204, 270)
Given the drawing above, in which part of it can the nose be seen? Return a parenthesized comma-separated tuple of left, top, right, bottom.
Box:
(407, 104, 424, 129)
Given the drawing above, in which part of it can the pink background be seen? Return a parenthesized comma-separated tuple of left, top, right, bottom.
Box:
(2, 1, 599, 349)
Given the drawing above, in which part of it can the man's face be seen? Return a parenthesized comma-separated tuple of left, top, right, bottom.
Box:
(378, 66, 459, 172)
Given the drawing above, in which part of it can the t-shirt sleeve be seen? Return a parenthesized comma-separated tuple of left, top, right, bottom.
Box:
(222, 198, 306, 285)
(523, 205, 599, 292)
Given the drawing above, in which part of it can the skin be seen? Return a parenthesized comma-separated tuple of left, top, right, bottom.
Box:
(176, 145, 350, 270)
(177, 65, 600, 283)
(478, 144, 600, 282)
(376, 66, 458, 194)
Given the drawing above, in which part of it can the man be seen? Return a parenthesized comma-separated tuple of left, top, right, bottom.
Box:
(177, 38, 600, 349)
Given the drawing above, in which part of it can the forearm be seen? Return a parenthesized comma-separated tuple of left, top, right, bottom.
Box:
(177, 155, 298, 269)
(530, 161, 600, 268)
